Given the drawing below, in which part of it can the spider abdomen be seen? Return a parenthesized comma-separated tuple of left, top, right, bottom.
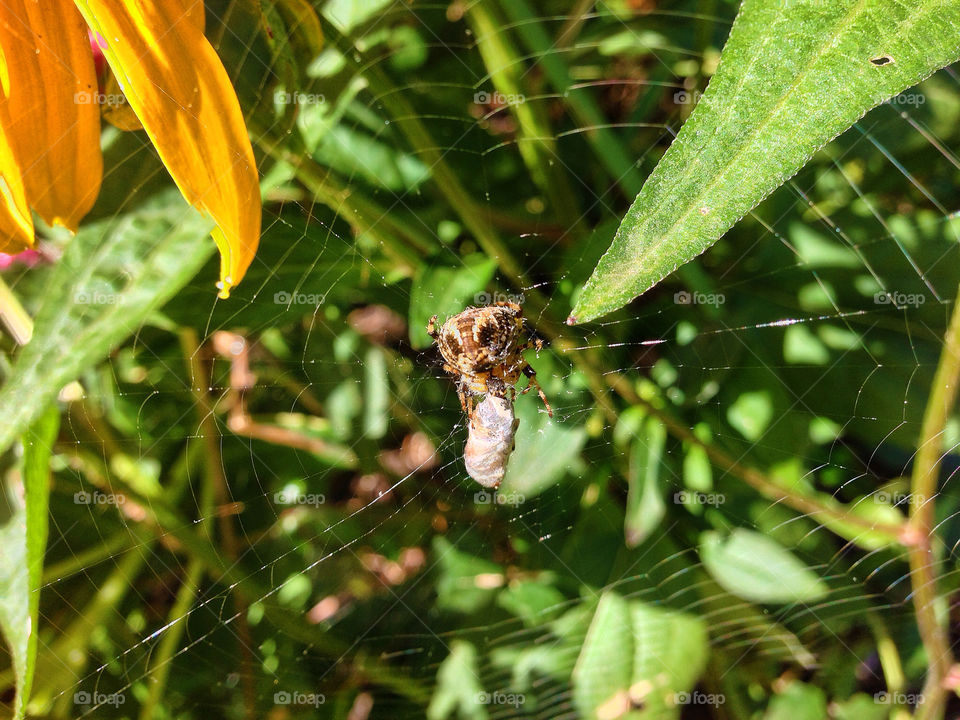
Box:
(437, 305, 523, 379)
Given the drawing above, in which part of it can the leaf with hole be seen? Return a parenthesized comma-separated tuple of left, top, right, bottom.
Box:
(570, 0, 960, 323)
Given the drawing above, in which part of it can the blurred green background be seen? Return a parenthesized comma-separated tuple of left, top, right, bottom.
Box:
(3, 1, 960, 718)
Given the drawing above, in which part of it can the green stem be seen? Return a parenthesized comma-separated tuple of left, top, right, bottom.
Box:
(41, 532, 130, 584)
(466, 3, 585, 232)
(250, 121, 436, 270)
(502, 0, 646, 199)
(909, 291, 960, 720)
(137, 559, 204, 720)
(180, 328, 257, 718)
(593, 365, 905, 544)
(867, 612, 910, 720)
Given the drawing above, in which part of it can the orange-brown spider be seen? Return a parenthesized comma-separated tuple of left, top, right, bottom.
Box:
(427, 301, 552, 418)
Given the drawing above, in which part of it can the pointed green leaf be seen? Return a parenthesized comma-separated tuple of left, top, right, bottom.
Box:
(700, 529, 828, 604)
(624, 417, 667, 548)
(570, 0, 960, 323)
(0, 405, 58, 720)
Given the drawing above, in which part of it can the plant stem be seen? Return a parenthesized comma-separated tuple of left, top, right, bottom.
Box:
(466, 3, 586, 232)
(866, 612, 910, 720)
(180, 328, 257, 719)
(137, 558, 204, 720)
(503, 0, 646, 199)
(908, 291, 960, 720)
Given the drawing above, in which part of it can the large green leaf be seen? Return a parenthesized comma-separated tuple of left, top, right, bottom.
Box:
(0, 193, 214, 454)
(570, 0, 960, 323)
(572, 591, 634, 720)
(572, 591, 710, 720)
(0, 406, 58, 720)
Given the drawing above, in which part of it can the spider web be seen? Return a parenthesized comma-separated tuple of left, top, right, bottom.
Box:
(6, 1, 960, 718)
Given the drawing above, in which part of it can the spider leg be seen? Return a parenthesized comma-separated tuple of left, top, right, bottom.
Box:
(427, 314, 439, 339)
(457, 382, 480, 419)
(521, 364, 553, 417)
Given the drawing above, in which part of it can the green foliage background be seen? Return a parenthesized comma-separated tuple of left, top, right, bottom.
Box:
(3, 1, 960, 719)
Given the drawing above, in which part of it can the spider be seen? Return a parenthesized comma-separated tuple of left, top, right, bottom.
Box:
(427, 301, 553, 418)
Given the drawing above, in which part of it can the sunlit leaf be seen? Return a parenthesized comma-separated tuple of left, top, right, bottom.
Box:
(570, 0, 960, 323)
(0, 192, 215, 455)
(433, 536, 502, 615)
(629, 603, 709, 718)
(764, 681, 828, 720)
(427, 640, 486, 720)
(572, 591, 633, 720)
(573, 591, 710, 720)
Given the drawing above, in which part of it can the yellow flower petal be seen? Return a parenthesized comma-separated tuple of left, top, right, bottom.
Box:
(99, 69, 143, 132)
(74, 1, 261, 298)
(0, 121, 33, 252)
(0, 0, 102, 233)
